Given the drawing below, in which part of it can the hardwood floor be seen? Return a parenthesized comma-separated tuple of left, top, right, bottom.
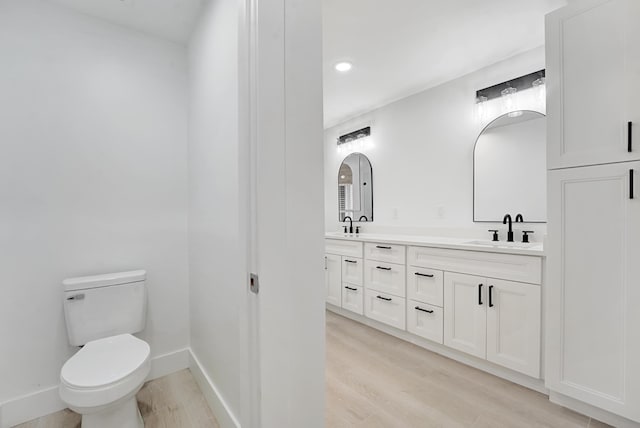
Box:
(14, 369, 219, 428)
(326, 310, 611, 428)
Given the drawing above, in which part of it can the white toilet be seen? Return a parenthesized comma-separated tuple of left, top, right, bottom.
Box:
(59, 270, 150, 428)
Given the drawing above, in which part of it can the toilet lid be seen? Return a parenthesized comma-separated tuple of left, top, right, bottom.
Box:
(61, 334, 150, 389)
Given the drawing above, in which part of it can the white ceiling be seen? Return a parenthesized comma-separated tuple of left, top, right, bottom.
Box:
(46, 0, 203, 43)
(323, 0, 568, 128)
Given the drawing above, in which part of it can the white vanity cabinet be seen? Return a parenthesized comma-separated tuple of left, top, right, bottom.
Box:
(546, 0, 640, 169)
(326, 237, 544, 381)
(325, 239, 364, 315)
(443, 273, 541, 378)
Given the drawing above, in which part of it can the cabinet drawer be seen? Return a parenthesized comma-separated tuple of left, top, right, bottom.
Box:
(364, 289, 405, 330)
(364, 242, 406, 264)
(407, 301, 443, 344)
(408, 246, 542, 285)
(325, 239, 363, 258)
(407, 267, 443, 307)
(364, 260, 406, 297)
(342, 284, 363, 315)
(342, 257, 363, 286)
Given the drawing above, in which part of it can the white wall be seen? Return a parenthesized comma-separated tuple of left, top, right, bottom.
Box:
(325, 47, 548, 241)
(0, 0, 189, 407)
(188, 0, 246, 425)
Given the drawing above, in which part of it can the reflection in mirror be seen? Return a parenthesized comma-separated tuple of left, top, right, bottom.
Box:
(338, 153, 373, 222)
(474, 111, 546, 222)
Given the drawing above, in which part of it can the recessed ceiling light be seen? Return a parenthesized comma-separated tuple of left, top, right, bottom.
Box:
(335, 62, 353, 72)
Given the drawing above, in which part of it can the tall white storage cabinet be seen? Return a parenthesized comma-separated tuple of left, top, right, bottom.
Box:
(546, 1, 640, 422)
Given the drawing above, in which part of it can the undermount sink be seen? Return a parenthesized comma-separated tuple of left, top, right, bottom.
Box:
(465, 240, 537, 248)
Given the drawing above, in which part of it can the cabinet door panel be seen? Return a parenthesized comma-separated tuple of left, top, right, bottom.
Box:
(547, 162, 640, 421)
(443, 273, 486, 359)
(407, 300, 443, 344)
(364, 242, 406, 264)
(407, 267, 443, 307)
(342, 284, 363, 315)
(341, 257, 363, 286)
(325, 254, 341, 306)
(364, 260, 406, 297)
(547, 0, 640, 168)
(486, 280, 541, 378)
(364, 289, 405, 330)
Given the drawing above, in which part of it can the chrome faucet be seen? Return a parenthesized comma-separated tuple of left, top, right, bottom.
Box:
(503, 214, 514, 242)
(343, 216, 353, 234)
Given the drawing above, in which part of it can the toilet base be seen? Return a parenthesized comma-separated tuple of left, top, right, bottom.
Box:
(80, 395, 143, 428)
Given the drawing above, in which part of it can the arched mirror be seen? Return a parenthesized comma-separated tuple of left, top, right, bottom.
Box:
(474, 111, 546, 222)
(338, 153, 373, 222)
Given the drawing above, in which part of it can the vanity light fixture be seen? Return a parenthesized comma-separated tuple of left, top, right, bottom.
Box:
(337, 127, 370, 146)
(475, 70, 546, 122)
(335, 62, 353, 72)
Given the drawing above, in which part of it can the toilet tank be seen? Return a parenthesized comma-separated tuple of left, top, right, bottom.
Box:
(63, 270, 147, 346)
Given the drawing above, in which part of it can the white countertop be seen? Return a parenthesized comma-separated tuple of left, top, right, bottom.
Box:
(325, 232, 545, 257)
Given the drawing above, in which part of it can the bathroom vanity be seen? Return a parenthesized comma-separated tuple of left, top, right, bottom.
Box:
(325, 233, 545, 388)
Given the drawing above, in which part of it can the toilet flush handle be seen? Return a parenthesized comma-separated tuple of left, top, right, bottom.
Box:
(67, 293, 85, 301)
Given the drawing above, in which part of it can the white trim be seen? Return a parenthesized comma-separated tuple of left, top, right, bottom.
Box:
(148, 348, 190, 381)
(188, 349, 241, 428)
(0, 347, 190, 428)
(549, 391, 640, 428)
(327, 304, 547, 394)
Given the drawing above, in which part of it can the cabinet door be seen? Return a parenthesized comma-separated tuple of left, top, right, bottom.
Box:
(546, 0, 640, 169)
(486, 279, 541, 378)
(325, 254, 342, 306)
(547, 162, 640, 421)
(443, 273, 486, 359)
(341, 257, 363, 286)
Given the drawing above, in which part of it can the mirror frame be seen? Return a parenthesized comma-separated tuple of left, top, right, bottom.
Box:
(337, 152, 374, 222)
(472, 110, 547, 223)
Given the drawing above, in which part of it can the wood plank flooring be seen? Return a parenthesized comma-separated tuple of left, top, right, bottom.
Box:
(14, 369, 219, 428)
(326, 310, 611, 428)
(15, 313, 615, 427)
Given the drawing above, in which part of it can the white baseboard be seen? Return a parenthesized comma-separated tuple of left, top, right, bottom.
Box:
(0, 347, 190, 428)
(188, 350, 241, 428)
(549, 391, 640, 428)
(149, 348, 190, 381)
(327, 305, 547, 394)
(0, 385, 63, 428)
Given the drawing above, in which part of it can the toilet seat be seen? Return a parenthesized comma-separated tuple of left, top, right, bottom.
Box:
(60, 334, 150, 410)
